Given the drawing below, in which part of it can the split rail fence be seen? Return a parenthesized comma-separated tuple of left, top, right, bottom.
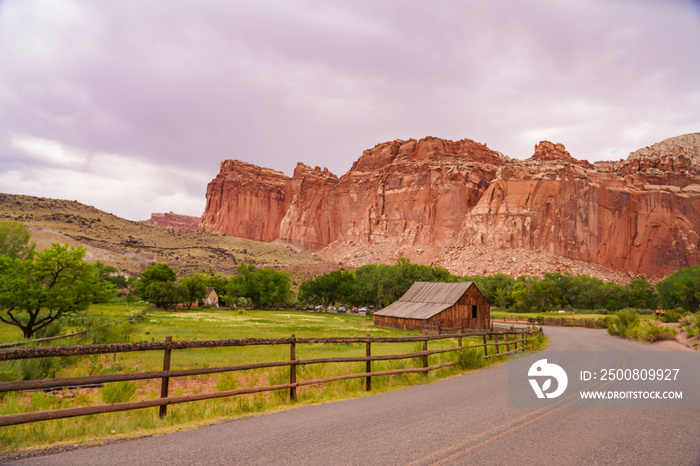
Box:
(0, 327, 542, 427)
(495, 316, 607, 329)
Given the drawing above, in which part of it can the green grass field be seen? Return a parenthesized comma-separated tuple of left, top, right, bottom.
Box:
(0, 304, 547, 453)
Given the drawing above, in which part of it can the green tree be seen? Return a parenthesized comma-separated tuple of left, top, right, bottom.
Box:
(135, 263, 182, 309)
(179, 274, 208, 309)
(0, 221, 35, 260)
(464, 273, 516, 306)
(0, 243, 115, 338)
(530, 280, 564, 312)
(657, 266, 700, 312)
(352, 259, 457, 308)
(511, 279, 537, 312)
(92, 262, 140, 304)
(228, 264, 292, 309)
(299, 269, 354, 307)
(626, 278, 656, 309)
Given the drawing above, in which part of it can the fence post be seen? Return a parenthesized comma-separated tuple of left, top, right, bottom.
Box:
(290, 334, 297, 401)
(159, 336, 172, 418)
(422, 331, 428, 374)
(482, 334, 488, 357)
(584, 319, 587, 328)
(494, 334, 499, 355)
(505, 333, 510, 354)
(366, 333, 372, 391)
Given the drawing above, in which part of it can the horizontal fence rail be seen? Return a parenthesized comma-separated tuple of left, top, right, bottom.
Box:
(0, 328, 543, 427)
(494, 316, 607, 329)
(0, 308, 149, 349)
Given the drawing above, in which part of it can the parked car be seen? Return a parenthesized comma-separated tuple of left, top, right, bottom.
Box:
(328, 306, 337, 312)
(359, 307, 368, 312)
(338, 305, 346, 313)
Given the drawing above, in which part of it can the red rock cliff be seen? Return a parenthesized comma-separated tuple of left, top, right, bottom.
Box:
(199, 134, 700, 278)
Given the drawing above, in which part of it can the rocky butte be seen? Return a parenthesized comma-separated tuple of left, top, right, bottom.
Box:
(199, 133, 700, 280)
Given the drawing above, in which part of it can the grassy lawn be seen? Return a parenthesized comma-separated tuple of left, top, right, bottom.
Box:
(0, 305, 548, 453)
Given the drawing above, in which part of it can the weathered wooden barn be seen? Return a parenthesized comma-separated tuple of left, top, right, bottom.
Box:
(373, 282, 490, 331)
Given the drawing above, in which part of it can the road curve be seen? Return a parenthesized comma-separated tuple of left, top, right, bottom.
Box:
(7, 327, 700, 465)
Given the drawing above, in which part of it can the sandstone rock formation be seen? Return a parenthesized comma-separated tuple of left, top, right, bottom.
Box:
(141, 212, 201, 231)
(199, 133, 700, 280)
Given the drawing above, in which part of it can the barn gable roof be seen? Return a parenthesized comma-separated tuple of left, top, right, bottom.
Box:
(374, 282, 475, 320)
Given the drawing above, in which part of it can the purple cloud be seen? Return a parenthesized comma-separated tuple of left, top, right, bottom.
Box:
(1, 0, 698, 219)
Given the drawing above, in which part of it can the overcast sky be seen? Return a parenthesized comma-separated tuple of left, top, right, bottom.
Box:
(1, 0, 699, 221)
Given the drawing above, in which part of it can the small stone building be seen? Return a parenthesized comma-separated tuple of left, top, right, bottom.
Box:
(373, 282, 490, 331)
(203, 287, 219, 307)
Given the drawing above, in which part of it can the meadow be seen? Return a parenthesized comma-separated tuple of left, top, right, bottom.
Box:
(0, 304, 546, 453)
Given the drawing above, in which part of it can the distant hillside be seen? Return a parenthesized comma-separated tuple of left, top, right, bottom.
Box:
(140, 212, 201, 231)
(0, 193, 333, 281)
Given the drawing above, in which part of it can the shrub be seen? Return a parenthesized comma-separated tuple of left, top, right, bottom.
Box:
(101, 381, 137, 404)
(660, 310, 682, 323)
(634, 321, 677, 343)
(680, 312, 700, 337)
(607, 309, 640, 338)
(597, 316, 614, 328)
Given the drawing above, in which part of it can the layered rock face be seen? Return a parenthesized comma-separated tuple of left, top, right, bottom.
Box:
(199, 134, 700, 279)
(200, 160, 290, 241)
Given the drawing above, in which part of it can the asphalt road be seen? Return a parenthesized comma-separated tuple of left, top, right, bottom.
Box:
(8, 327, 700, 465)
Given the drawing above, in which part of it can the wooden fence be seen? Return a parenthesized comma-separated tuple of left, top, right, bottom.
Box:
(495, 316, 607, 329)
(0, 328, 542, 427)
(0, 308, 149, 349)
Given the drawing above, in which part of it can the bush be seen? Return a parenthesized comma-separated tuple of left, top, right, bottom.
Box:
(597, 316, 614, 328)
(101, 381, 137, 404)
(660, 310, 682, 323)
(634, 321, 677, 343)
(680, 312, 700, 338)
(607, 309, 640, 338)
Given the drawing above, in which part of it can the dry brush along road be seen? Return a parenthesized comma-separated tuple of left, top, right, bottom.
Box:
(7, 326, 700, 465)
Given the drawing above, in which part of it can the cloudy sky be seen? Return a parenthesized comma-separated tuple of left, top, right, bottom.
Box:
(1, 0, 699, 221)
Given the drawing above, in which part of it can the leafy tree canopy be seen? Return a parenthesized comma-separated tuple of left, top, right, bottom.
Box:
(657, 266, 700, 312)
(0, 220, 35, 260)
(0, 243, 116, 338)
(228, 264, 292, 309)
(135, 263, 181, 309)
